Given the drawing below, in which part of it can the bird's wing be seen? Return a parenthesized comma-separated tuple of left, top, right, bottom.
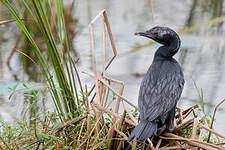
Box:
(138, 71, 184, 121)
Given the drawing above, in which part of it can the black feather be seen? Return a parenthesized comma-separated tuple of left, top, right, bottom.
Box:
(128, 120, 157, 142)
(128, 26, 184, 142)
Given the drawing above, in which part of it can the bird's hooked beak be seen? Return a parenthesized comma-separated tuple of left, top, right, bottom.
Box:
(134, 31, 154, 39)
(134, 31, 166, 45)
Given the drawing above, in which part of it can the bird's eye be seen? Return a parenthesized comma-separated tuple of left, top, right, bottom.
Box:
(153, 32, 158, 35)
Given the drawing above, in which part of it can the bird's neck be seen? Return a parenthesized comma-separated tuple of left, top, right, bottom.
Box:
(154, 37, 180, 60)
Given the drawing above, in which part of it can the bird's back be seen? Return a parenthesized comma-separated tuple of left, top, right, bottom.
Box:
(138, 58, 184, 122)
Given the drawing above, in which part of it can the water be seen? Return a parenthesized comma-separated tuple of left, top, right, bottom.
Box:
(0, 0, 225, 134)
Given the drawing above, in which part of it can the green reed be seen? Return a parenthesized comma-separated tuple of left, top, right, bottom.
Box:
(0, 0, 79, 122)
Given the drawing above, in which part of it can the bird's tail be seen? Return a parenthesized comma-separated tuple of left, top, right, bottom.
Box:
(128, 120, 157, 142)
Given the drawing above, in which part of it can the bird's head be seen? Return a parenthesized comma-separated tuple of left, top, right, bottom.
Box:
(135, 26, 180, 47)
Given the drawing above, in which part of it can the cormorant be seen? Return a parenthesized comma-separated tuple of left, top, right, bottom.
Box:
(128, 26, 185, 142)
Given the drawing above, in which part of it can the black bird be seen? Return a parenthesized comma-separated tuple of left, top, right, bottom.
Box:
(128, 26, 185, 142)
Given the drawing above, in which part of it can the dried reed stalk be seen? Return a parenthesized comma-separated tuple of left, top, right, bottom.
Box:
(123, 103, 138, 125)
(76, 120, 85, 147)
(175, 105, 198, 119)
(55, 115, 87, 134)
(94, 104, 135, 126)
(161, 133, 220, 150)
(88, 9, 119, 136)
(156, 139, 162, 149)
(175, 118, 194, 132)
(117, 111, 127, 150)
(199, 124, 225, 140)
(82, 70, 138, 109)
(149, 0, 154, 22)
(208, 98, 225, 143)
(191, 118, 198, 139)
(159, 145, 193, 150)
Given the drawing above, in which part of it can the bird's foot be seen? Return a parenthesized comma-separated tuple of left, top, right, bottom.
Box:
(167, 126, 177, 133)
(155, 126, 166, 136)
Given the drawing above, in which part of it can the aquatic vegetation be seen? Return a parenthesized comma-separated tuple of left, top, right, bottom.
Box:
(0, 1, 225, 149)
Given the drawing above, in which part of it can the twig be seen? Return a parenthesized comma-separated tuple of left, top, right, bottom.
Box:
(7, 32, 22, 70)
(88, 85, 95, 97)
(207, 98, 225, 143)
(156, 139, 162, 149)
(177, 107, 184, 124)
(76, 120, 85, 147)
(0, 145, 4, 150)
(78, 109, 106, 149)
(94, 104, 136, 126)
(55, 115, 87, 134)
(175, 105, 198, 119)
(104, 80, 111, 107)
(175, 118, 194, 132)
(114, 128, 128, 139)
(0, 19, 26, 24)
(117, 110, 127, 150)
(199, 124, 225, 140)
(161, 132, 222, 150)
(102, 11, 117, 70)
(132, 140, 137, 150)
(118, 110, 127, 130)
(176, 105, 198, 125)
(159, 145, 193, 150)
(198, 129, 203, 141)
(82, 70, 138, 109)
(123, 103, 138, 125)
(191, 118, 198, 139)
(149, 0, 154, 22)
(147, 138, 155, 150)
